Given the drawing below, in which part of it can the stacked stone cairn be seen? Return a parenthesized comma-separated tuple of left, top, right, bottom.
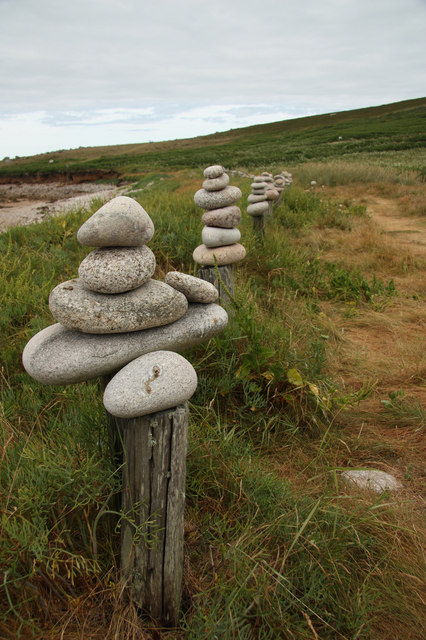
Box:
(247, 172, 279, 236)
(193, 165, 245, 300)
(274, 170, 293, 205)
(273, 174, 286, 206)
(22, 195, 227, 626)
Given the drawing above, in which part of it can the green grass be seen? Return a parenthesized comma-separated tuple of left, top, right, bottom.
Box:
(0, 170, 425, 638)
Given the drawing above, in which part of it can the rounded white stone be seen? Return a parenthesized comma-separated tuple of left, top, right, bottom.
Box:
(202, 173, 230, 192)
(78, 245, 156, 293)
(193, 243, 246, 266)
(77, 196, 154, 247)
(49, 278, 188, 334)
(194, 186, 242, 210)
(103, 351, 198, 418)
(342, 470, 403, 493)
(201, 225, 241, 248)
(201, 206, 241, 229)
(165, 272, 218, 303)
(22, 303, 228, 384)
(203, 165, 225, 179)
(250, 182, 268, 191)
(247, 202, 269, 216)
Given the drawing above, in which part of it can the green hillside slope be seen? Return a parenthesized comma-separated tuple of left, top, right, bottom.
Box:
(1, 97, 425, 181)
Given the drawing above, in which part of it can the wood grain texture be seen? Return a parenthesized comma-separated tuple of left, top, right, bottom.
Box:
(198, 264, 234, 304)
(118, 402, 189, 626)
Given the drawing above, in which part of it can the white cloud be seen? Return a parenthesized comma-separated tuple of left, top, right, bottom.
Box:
(0, 0, 424, 156)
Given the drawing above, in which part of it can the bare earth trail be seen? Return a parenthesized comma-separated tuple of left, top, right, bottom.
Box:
(365, 195, 426, 259)
(315, 190, 426, 492)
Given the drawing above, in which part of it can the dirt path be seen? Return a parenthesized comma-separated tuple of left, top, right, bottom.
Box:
(365, 195, 426, 258)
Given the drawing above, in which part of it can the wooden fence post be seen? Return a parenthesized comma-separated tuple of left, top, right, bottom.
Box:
(117, 402, 189, 626)
(197, 264, 235, 304)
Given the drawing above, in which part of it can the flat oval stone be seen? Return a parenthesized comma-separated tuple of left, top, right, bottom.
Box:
(253, 176, 266, 182)
(202, 173, 230, 192)
(250, 182, 267, 191)
(103, 351, 197, 418)
(202, 206, 241, 229)
(201, 226, 241, 248)
(193, 243, 246, 266)
(77, 196, 154, 247)
(194, 186, 242, 210)
(265, 188, 279, 201)
(247, 202, 269, 216)
(22, 303, 228, 384)
(247, 194, 267, 203)
(49, 278, 188, 334)
(203, 165, 224, 179)
(165, 272, 218, 303)
(78, 245, 156, 293)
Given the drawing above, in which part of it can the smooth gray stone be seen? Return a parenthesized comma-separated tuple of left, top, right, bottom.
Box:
(203, 165, 224, 179)
(342, 470, 402, 493)
(194, 186, 242, 210)
(78, 245, 156, 293)
(201, 206, 241, 229)
(265, 188, 279, 201)
(247, 194, 267, 203)
(77, 196, 154, 247)
(250, 182, 268, 191)
(202, 225, 241, 248)
(247, 202, 269, 216)
(22, 303, 228, 384)
(49, 278, 188, 334)
(103, 351, 198, 418)
(193, 243, 246, 266)
(202, 173, 230, 192)
(165, 271, 218, 303)
(253, 176, 266, 182)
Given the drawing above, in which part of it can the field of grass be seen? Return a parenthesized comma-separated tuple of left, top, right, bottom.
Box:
(1, 99, 425, 639)
(1, 158, 425, 639)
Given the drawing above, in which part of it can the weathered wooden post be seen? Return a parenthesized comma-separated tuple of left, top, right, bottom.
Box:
(193, 165, 245, 304)
(103, 352, 197, 626)
(22, 196, 228, 627)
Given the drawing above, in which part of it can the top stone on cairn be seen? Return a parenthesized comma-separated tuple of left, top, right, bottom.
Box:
(193, 165, 245, 267)
(77, 196, 154, 247)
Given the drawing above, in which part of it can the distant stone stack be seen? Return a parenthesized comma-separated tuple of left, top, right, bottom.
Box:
(282, 170, 293, 187)
(273, 174, 285, 205)
(247, 174, 279, 236)
(193, 165, 245, 300)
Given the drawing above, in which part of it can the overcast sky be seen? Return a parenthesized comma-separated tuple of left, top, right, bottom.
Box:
(1, 0, 425, 158)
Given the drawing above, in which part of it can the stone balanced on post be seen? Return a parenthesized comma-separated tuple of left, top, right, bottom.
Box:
(22, 195, 228, 626)
(193, 165, 245, 302)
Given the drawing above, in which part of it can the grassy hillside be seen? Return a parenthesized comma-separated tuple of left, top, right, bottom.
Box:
(1, 97, 425, 182)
